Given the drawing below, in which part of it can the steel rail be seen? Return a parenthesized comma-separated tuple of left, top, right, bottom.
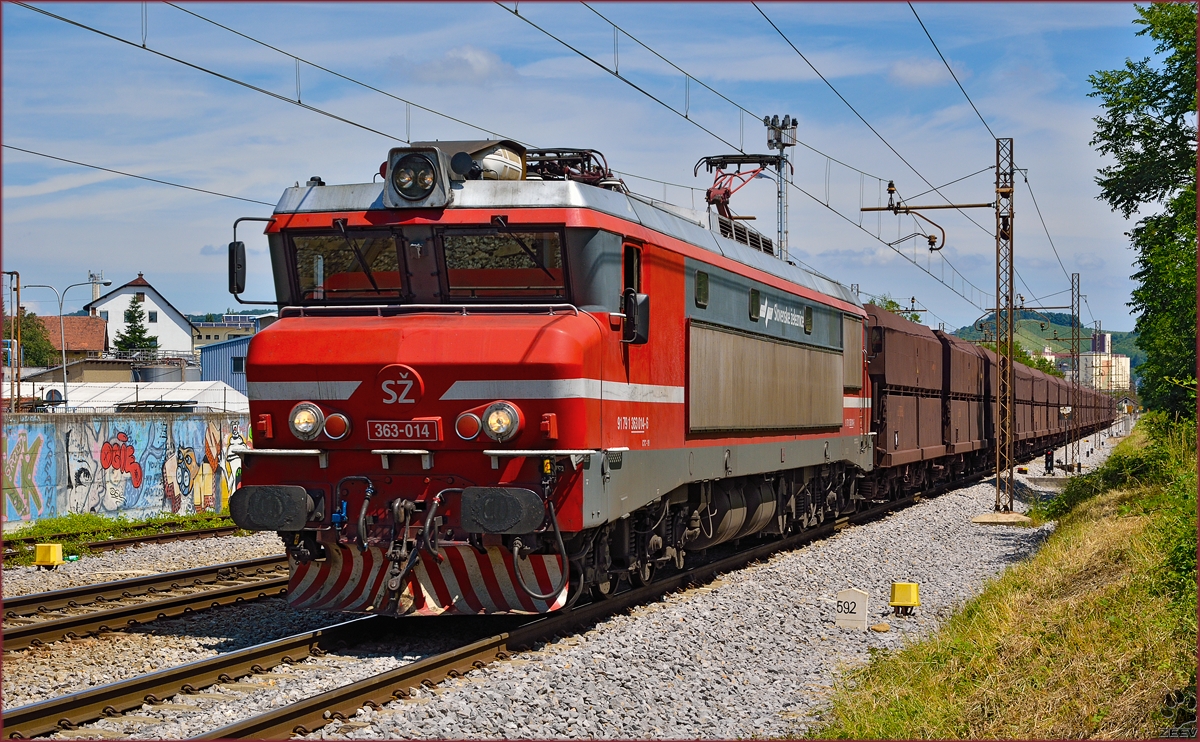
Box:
(4, 556, 287, 617)
(196, 493, 925, 740)
(76, 525, 243, 552)
(1, 616, 381, 739)
(3, 561, 289, 651)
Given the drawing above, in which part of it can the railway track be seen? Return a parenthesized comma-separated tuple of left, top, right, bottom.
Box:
(1, 491, 926, 740)
(3, 521, 241, 559)
(2, 556, 288, 651)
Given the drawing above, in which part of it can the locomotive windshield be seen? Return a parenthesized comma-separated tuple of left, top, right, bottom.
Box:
(292, 231, 405, 302)
(442, 229, 565, 300)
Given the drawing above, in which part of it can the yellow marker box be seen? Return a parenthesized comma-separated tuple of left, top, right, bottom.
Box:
(889, 582, 920, 608)
(34, 543, 65, 569)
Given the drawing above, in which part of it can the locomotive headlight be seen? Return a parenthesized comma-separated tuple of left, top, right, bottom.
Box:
(289, 402, 325, 441)
(392, 153, 437, 201)
(482, 401, 521, 442)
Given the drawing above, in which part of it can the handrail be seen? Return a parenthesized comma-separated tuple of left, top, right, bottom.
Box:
(279, 303, 580, 318)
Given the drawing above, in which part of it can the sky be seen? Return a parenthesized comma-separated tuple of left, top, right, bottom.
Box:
(2, 2, 1158, 332)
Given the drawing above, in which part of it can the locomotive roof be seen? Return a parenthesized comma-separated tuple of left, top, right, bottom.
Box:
(273, 179, 861, 309)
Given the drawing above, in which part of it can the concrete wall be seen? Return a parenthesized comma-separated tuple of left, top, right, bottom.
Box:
(2, 412, 250, 530)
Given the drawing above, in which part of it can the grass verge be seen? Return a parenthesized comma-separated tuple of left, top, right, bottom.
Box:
(2, 510, 239, 568)
(804, 414, 1197, 738)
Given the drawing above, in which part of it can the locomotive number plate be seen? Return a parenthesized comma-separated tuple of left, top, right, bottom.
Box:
(367, 419, 441, 442)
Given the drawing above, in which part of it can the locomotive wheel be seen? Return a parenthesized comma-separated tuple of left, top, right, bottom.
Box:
(592, 573, 617, 600)
(630, 560, 655, 588)
(564, 562, 587, 609)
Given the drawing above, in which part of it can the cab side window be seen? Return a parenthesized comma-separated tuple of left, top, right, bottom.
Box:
(623, 244, 641, 294)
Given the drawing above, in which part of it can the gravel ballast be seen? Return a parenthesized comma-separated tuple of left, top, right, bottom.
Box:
(29, 433, 1119, 739)
(304, 439, 1117, 740)
(1, 531, 285, 597)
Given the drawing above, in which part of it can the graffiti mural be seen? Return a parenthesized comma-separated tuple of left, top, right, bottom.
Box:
(2, 413, 251, 527)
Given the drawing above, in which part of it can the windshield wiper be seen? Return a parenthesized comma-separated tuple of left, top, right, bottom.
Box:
(491, 216, 555, 279)
(334, 218, 381, 293)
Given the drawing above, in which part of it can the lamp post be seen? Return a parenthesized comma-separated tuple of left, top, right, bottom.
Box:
(23, 278, 111, 409)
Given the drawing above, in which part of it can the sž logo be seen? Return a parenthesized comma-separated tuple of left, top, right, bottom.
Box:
(377, 364, 424, 405)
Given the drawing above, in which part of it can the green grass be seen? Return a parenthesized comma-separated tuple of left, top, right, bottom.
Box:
(804, 414, 1197, 738)
(3, 510, 238, 568)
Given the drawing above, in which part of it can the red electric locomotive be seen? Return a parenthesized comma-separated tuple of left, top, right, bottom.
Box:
(228, 141, 873, 615)
(228, 140, 1115, 617)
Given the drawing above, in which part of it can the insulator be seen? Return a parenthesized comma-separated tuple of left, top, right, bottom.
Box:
(771, 114, 780, 127)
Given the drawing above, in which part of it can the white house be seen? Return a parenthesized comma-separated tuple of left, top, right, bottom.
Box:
(84, 273, 195, 355)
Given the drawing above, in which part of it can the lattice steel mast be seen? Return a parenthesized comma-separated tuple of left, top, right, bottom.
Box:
(1070, 272, 1081, 471)
(994, 138, 1015, 512)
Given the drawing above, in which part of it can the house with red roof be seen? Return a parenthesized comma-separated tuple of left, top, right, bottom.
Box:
(39, 315, 108, 362)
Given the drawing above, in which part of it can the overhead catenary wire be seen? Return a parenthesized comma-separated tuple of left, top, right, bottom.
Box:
(1022, 174, 1073, 283)
(503, 1, 988, 311)
(23, 2, 706, 206)
(14, 2, 407, 144)
(494, 2, 744, 154)
(753, 2, 993, 239)
(163, 2, 514, 143)
(579, 2, 888, 181)
(908, 4, 1075, 308)
(907, 3, 997, 140)
(24, 0, 989, 315)
(3, 144, 277, 206)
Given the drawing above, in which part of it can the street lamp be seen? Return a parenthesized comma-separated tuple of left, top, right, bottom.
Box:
(23, 278, 112, 409)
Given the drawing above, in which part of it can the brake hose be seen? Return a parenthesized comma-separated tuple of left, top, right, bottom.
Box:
(334, 475, 375, 552)
(512, 501, 570, 602)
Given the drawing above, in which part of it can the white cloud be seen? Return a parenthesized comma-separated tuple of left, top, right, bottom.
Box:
(888, 58, 967, 88)
(396, 46, 518, 86)
(2, 168, 120, 199)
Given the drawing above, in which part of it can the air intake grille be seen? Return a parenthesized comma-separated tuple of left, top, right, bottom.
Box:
(714, 215, 774, 255)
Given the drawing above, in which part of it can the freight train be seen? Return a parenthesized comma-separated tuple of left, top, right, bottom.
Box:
(227, 140, 1116, 616)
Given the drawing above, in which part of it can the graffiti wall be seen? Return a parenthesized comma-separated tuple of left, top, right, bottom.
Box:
(2, 413, 250, 528)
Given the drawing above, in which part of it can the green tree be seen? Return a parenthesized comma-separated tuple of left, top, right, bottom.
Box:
(873, 294, 922, 322)
(2, 309, 57, 366)
(114, 295, 159, 351)
(978, 341, 1065, 378)
(1089, 3, 1197, 416)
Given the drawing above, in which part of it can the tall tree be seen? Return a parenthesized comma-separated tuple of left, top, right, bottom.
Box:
(2, 309, 57, 366)
(872, 294, 922, 322)
(114, 295, 159, 351)
(1089, 3, 1197, 416)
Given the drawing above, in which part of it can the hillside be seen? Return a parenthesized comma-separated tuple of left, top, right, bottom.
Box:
(952, 311, 1141, 372)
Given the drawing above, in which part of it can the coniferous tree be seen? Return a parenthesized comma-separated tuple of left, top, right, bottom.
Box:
(114, 295, 159, 351)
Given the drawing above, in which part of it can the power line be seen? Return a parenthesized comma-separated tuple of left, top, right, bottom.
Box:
(495, 2, 744, 153)
(579, 2, 888, 181)
(163, 2, 513, 143)
(907, 3, 996, 140)
(753, 3, 993, 235)
(22, 2, 705, 208)
(788, 178, 987, 310)
(167, 3, 708, 203)
(1021, 173, 1072, 283)
(3, 144, 277, 206)
(902, 165, 993, 202)
(501, 2, 987, 310)
(906, 4, 1074, 307)
(14, 2, 407, 144)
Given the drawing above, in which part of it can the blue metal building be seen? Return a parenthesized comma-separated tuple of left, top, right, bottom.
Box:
(200, 335, 252, 394)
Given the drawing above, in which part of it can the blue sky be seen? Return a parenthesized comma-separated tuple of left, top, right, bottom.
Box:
(3, 2, 1154, 331)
